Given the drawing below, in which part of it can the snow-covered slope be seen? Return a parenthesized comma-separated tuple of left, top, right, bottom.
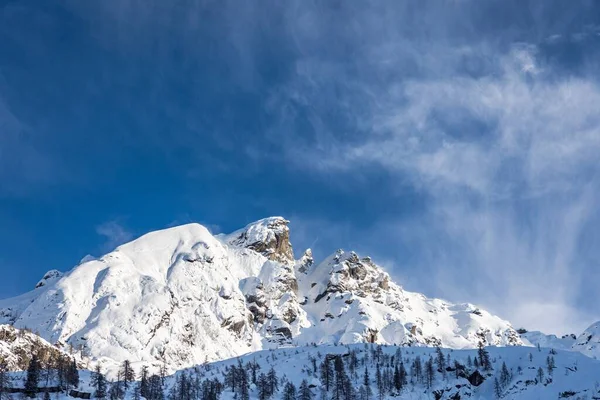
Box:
(187, 344, 600, 400)
(0, 217, 522, 376)
(572, 321, 600, 359)
(520, 331, 576, 351)
(8, 343, 600, 400)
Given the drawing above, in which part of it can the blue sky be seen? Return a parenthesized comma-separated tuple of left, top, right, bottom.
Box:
(1, 0, 600, 335)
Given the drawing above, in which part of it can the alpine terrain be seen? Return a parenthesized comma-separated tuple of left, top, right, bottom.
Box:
(0, 217, 599, 399)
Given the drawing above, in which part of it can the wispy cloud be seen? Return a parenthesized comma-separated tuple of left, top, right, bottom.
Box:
(271, 25, 600, 333)
(96, 220, 134, 252)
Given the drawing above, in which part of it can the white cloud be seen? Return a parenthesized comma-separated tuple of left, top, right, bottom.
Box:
(274, 43, 600, 334)
(96, 220, 134, 252)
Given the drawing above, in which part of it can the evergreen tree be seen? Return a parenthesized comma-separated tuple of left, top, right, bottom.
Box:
(283, 382, 296, 400)
(398, 362, 407, 389)
(68, 359, 79, 388)
(411, 356, 422, 384)
(493, 378, 502, 398)
(140, 365, 150, 399)
(109, 381, 124, 400)
(25, 354, 41, 398)
(298, 379, 313, 400)
(148, 374, 165, 400)
(375, 364, 383, 400)
(477, 342, 492, 371)
(536, 367, 544, 384)
(0, 361, 10, 400)
(500, 362, 510, 388)
(546, 355, 555, 376)
(424, 357, 435, 389)
(92, 365, 108, 399)
(319, 359, 333, 392)
(120, 360, 135, 390)
(258, 373, 270, 400)
(362, 368, 372, 400)
(435, 346, 446, 372)
(239, 368, 249, 400)
(133, 384, 141, 400)
(332, 356, 352, 400)
(267, 367, 278, 395)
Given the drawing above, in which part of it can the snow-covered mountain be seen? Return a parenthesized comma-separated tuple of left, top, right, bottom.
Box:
(0, 217, 522, 375)
(520, 331, 577, 351)
(572, 321, 600, 359)
(518, 321, 600, 360)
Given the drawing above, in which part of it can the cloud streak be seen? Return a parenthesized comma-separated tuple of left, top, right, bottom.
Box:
(96, 220, 134, 253)
(268, 9, 600, 334)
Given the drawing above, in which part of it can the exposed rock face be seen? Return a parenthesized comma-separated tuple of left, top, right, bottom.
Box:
(467, 370, 485, 386)
(35, 270, 63, 289)
(298, 249, 523, 348)
(0, 325, 74, 370)
(297, 249, 314, 274)
(0, 217, 523, 378)
(223, 217, 294, 263)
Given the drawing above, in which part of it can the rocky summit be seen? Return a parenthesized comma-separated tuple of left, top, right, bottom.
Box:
(0, 217, 522, 376)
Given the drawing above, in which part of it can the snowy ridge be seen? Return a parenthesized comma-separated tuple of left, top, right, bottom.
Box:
(0, 218, 523, 376)
(572, 321, 600, 359)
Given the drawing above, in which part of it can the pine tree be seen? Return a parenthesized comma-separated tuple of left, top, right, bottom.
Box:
(536, 367, 544, 384)
(500, 362, 510, 388)
(546, 355, 555, 376)
(0, 361, 10, 400)
(258, 373, 270, 400)
(120, 360, 135, 390)
(493, 377, 502, 398)
(398, 362, 407, 389)
(411, 356, 422, 384)
(148, 375, 164, 400)
(299, 379, 313, 400)
(25, 354, 41, 398)
(283, 382, 296, 400)
(140, 365, 150, 398)
(363, 368, 372, 400)
(424, 357, 435, 389)
(435, 346, 446, 371)
(375, 364, 383, 400)
(267, 366, 278, 395)
(68, 359, 79, 388)
(477, 341, 492, 371)
(133, 384, 141, 400)
(239, 368, 249, 400)
(320, 359, 333, 392)
(92, 365, 108, 399)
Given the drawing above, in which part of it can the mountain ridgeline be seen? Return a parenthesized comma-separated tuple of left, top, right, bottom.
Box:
(0, 217, 524, 376)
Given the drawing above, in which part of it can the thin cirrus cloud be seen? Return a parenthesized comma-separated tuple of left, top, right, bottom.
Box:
(95, 220, 134, 253)
(269, 34, 600, 333)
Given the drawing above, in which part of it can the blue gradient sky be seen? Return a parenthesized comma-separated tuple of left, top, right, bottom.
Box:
(1, 0, 600, 335)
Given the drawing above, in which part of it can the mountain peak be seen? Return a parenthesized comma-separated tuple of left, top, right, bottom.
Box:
(221, 217, 294, 263)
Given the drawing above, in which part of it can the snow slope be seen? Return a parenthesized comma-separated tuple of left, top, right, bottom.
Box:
(520, 331, 576, 351)
(187, 344, 600, 400)
(572, 321, 600, 359)
(12, 344, 600, 400)
(0, 217, 523, 376)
